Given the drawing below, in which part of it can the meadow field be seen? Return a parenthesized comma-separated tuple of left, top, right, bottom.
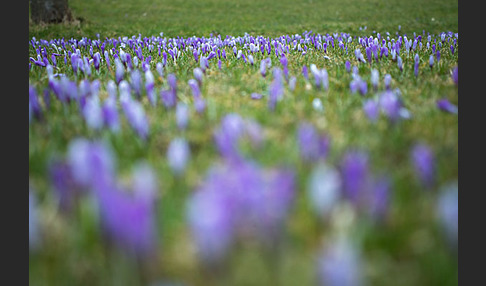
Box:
(29, 0, 458, 285)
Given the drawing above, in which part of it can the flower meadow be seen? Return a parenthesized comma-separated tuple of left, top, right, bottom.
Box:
(29, 29, 458, 285)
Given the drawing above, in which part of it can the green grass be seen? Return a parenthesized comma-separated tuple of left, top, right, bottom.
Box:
(29, 0, 458, 285)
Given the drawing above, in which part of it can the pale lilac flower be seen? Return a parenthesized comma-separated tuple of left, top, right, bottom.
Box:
(384, 74, 392, 90)
(429, 55, 434, 68)
(317, 237, 364, 286)
(214, 113, 246, 161)
(289, 76, 297, 91)
(307, 163, 342, 219)
(131, 161, 159, 203)
(268, 68, 284, 111)
(167, 137, 191, 175)
(259, 59, 267, 77)
(188, 79, 201, 98)
(102, 96, 120, 132)
(83, 95, 104, 130)
(145, 69, 156, 106)
(411, 143, 436, 188)
(156, 62, 164, 78)
(379, 90, 404, 122)
(115, 58, 125, 84)
(370, 69, 379, 91)
(175, 103, 189, 130)
(130, 69, 142, 99)
(122, 98, 150, 140)
(186, 186, 235, 265)
(67, 138, 116, 188)
(436, 181, 458, 247)
(251, 92, 263, 100)
(297, 122, 329, 162)
(193, 67, 204, 86)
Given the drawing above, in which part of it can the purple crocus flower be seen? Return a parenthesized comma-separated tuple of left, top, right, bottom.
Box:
(168, 73, 177, 92)
(414, 54, 420, 77)
(186, 185, 235, 265)
(354, 49, 366, 63)
(167, 137, 191, 176)
(214, 113, 246, 161)
(130, 69, 143, 99)
(160, 89, 177, 109)
(363, 99, 379, 122)
(436, 181, 458, 247)
(188, 79, 201, 98)
(175, 103, 190, 130)
(94, 179, 157, 259)
(410, 143, 436, 188)
(49, 160, 84, 212)
(365, 47, 372, 63)
(437, 98, 458, 114)
(145, 69, 156, 106)
(302, 65, 309, 80)
(340, 150, 370, 205)
(104, 50, 111, 70)
(268, 68, 284, 111)
(67, 138, 116, 188)
(115, 58, 125, 85)
(93, 52, 101, 71)
(451, 66, 458, 86)
(397, 56, 403, 72)
(102, 96, 120, 132)
(297, 122, 319, 162)
(384, 74, 392, 90)
(307, 163, 342, 219)
(193, 67, 204, 86)
(83, 95, 104, 130)
(121, 97, 150, 140)
(367, 176, 390, 221)
(345, 61, 351, 73)
(429, 54, 434, 68)
(29, 85, 42, 120)
(260, 59, 267, 77)
(436, 49, 441, 62)
(317, 237, 364, 286)
(379, 90, 404, 122)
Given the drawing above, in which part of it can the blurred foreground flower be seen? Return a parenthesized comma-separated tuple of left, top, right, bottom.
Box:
(436, 181, 458, 248)
(167, 137, 191, 176)
(317, 236, 364, 286)
(307, 163, 342, 219)
(411, 143, 436, 188)
(437, 98, 458, 114)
